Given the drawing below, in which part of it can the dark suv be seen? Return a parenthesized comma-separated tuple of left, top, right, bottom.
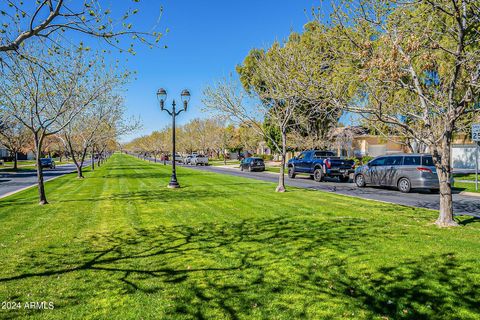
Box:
(39, 158, 56, 169)
(240, 157, 265, 172)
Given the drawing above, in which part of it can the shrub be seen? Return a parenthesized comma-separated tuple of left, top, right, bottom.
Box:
(253, 154, 274, 161)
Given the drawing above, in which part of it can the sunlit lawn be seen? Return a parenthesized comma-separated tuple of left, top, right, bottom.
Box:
(454, 173, 479, 181)
(454, 181, 480, 193)
(0, 158, 74, 172)
(0, 154, 479, 319)
(209, 160, 240, 166)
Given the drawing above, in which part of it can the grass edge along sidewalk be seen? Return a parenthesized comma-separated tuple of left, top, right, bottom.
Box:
(0, 153, 479, 319)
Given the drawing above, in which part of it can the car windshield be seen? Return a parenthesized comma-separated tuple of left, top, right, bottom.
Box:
(40, 158, 51, 163)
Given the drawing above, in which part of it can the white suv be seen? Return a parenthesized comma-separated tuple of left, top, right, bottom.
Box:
(190, 154, 208, 166)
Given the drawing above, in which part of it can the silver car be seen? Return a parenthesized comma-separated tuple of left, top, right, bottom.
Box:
(354, 154, 439, 193)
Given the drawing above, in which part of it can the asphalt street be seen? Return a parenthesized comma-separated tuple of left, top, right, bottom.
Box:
(0, 162, 91, 199)
(180, 162, 480, 218)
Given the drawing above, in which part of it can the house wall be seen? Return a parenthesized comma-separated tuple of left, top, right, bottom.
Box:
(0, 148, 8, 159)
(352, 136, 407, 157)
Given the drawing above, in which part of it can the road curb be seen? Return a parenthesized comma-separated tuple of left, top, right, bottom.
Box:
(459, 191, 480, 197)
(0, 173, 69, 200)
(0, 162, 91, 200)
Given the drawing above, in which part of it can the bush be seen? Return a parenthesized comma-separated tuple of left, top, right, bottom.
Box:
(253, 154, 274, 161)
(350, 155, 374, 166)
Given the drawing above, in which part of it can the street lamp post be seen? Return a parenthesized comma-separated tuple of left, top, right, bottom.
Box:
(157, 88, 191, 188)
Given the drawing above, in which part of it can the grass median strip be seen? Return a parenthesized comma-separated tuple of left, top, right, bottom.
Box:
(0, 153, 479, 319)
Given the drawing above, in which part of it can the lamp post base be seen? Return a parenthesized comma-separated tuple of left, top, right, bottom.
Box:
(168, 181, 180, 188)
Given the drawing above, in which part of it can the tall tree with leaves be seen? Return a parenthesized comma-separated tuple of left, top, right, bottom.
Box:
(328, 0, 480, 226)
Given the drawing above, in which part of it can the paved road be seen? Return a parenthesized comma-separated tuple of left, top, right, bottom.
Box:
(180, 163, 480, 218)
(0, 162, 91, 198)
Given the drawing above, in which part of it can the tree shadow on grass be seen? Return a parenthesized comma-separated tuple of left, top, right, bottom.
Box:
(0, 217, 479, 319)
(53, 188, 235, 205)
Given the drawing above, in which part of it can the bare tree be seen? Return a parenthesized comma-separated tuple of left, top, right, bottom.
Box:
(0, 1, 163, 53)
(202, 77, 291, 188)
(0, 116, 30, 169)
(60, 92, 126, 178)
(0, 47, 109, 204)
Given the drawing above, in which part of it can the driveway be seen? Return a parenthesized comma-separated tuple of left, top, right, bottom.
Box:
(183, 163, 480, 218)
(0, 162, 91, 199)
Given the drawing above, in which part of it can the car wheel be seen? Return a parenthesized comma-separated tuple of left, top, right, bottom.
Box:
(288, 167, 296, 179)
(398, 178, 411, 193)
(339, 176, 350, 183)
(355, 174, 366, 187)
(240, 166, 244, 171)
(313, 168, 323, 182)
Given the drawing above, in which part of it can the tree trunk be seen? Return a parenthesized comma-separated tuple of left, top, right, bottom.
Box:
(75, 148, 88, 179)
(276, 130, 287, 192)
(13, 152, 18, 170)
(91, 146, 95, 171)
(34, 133, 48, 205)
(66, 137, 83, 179)
(435, 135, 458, 227)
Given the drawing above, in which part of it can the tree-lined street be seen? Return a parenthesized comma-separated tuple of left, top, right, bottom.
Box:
(144, 157, 480, 217)
(1, 154, 479, 319)
(1, 1, 480, 319)
(0, 161, 91, 199)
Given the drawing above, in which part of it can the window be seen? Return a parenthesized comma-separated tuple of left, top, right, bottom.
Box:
(403, 156, 421, 166)
(370, 157, 386, 166)
(297, 153, 306, 160)
(314, 151, 335, 158)
(422, 156, 434, 166)
(385, 156, 403, 166)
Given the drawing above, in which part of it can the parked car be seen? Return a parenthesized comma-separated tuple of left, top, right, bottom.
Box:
(240, 157, 265, 172)
(190, 154, 209, 166)
(354, 154, 439, 193)
(287, 150, 355, 182)
(184, 155, 193, 164)
(39, 158, 56, 169)
(174, 154, 183, 162)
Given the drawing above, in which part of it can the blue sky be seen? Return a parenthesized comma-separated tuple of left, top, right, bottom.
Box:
(119, 0, 329, 141)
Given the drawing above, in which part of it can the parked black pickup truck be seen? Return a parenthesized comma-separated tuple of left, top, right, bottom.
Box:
(287, 150, 355, 182)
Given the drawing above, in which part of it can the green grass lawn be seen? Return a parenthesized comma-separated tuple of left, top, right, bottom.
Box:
(209, 160, 240, 166)
(452, 174, 480, 193)
(3, 160, 37, 166)
(0, 154, 479, 319)
(265, 166, 282, 173)
(454, 182, 480, 193)
(454, 173, 479, 181)
(0, 159, 74, 172)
